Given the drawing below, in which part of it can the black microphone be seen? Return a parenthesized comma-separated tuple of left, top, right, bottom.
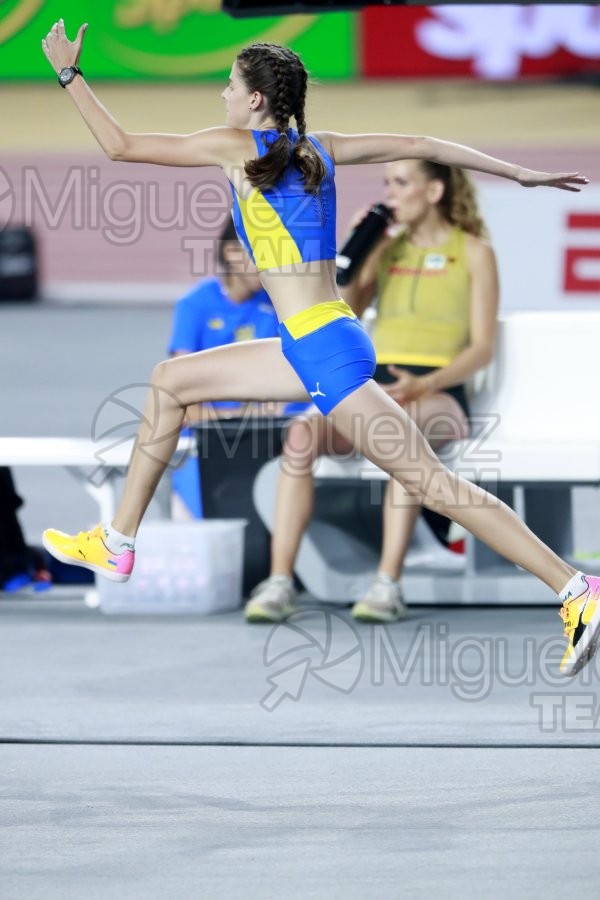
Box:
(336, 203, 393, 286)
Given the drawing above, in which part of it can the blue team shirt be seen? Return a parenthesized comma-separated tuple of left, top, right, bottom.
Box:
(169, 276, 279, 413)
(168, 276, 278, 355)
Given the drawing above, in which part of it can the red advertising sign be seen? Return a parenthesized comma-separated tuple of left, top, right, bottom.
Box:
(362, 5, 600, 80)
(564, 214, 600, 294)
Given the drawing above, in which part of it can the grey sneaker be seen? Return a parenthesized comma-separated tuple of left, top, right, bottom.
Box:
(351, 575, 407, 623)
(244, 575, 297, 623)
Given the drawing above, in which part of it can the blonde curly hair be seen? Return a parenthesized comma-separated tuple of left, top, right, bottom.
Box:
(419, 161, 488, 239)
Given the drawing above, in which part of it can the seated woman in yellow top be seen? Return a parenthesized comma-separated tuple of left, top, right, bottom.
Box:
(246, 158, 499, 623)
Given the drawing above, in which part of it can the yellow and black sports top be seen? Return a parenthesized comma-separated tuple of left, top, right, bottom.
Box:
(229, 128, 337, 272)
(372, 226, 471, 367)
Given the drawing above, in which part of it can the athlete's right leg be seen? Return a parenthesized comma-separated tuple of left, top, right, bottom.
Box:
(43, 340, 309, 581)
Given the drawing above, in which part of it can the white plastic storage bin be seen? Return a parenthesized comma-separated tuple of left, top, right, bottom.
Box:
(98, 520, 247, 615)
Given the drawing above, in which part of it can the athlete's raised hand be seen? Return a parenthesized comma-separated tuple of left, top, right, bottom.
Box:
(42, 19, 88, 74)
(516, 168, 589, 192)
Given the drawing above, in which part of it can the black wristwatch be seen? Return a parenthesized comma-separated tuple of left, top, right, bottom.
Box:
(58, 65, 83, 88)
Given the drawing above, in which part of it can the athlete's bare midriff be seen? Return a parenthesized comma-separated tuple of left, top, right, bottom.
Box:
(258, 260, 341, 321)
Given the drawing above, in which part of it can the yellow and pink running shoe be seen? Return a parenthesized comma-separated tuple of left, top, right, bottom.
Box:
(559, 574, 600, 676)
(42, 525, 134, 583)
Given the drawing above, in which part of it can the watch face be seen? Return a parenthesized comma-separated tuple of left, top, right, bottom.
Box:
(59, 67, 73, 85)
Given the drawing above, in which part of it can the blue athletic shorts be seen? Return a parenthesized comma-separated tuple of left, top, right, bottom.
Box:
(278, 300, 376, 415)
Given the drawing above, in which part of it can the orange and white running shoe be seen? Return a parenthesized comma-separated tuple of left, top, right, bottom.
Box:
(42, 524, 134, 583)
(559, 574, 600, 676)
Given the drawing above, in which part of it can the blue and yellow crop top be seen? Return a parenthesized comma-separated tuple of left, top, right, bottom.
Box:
(229, 128, 337, 272)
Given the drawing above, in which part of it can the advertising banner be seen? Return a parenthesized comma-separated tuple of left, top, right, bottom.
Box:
(0, 1, 354, 79)
(478, 184, 600, 311)
(3, 3, 599, 82)
(362, 5, 600, 80)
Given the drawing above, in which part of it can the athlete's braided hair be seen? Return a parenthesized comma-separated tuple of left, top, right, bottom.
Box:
(237, 43, 325, 193)
(419, 161, 488, 238)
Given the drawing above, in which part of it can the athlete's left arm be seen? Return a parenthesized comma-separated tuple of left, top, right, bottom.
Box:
(319, 132, 588, 191)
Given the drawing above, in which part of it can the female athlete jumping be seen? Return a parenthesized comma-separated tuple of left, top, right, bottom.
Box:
(41, 21, 596, 677)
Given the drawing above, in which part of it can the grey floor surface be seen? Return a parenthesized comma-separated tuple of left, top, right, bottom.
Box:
(2, 601, 599, 747)
(1, 599, 600, 899)
(2, 744, 598, 900)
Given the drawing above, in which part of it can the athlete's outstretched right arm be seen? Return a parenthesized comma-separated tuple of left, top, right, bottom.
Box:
(41, 20, 238, 167)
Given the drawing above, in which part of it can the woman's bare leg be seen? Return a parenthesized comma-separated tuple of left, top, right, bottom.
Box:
(378, 394, 470, 579)
(112, 340, 308, 536)
(270, 414, 354, 576)
(378, 480, 423, 580)
(330, 380, 575, 594)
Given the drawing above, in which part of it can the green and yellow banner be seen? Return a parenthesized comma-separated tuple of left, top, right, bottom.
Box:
(0, 1, 355, 79)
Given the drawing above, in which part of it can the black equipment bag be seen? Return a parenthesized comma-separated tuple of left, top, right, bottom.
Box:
(0, 226, 38, 301)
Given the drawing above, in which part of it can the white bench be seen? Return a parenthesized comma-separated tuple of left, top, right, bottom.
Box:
(254, 312, 600, 604)
(0, 436, 195, 524)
